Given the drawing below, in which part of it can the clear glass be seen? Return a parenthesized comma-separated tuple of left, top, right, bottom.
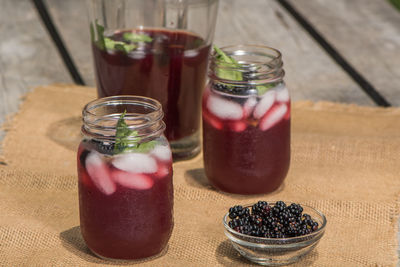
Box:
(86, 0, 219, 160)
(203, 45, 291, 194)
(77, 96, 173, 260)
(223, 203, 327, 266)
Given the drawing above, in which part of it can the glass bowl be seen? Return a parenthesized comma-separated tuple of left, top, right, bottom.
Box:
(223, 202, 327, 266)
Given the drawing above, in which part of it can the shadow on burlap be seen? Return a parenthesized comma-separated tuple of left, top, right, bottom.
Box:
(0, 84, 399, 266)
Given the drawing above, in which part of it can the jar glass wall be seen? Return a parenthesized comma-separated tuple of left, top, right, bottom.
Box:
(77, 96, 174, 260)
(202, 45, 291, 194)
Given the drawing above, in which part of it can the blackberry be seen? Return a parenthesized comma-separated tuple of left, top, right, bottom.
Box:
(288, 203, 303, 216)
(91, 140, 114, 155)
(251, 201, 271, 217)
(227, 201, 319, 238)
(212, 82, 254, 95)
(213, 83, 230, 92)
(228, 205, 249, 219)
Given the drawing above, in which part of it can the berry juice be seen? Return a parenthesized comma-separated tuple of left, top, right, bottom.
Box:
(92, 29, 211, 142)
(202, 84, 290, 194)
(77, 140, 173, 260)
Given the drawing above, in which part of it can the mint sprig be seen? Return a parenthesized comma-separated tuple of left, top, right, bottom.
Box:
(214, 45, 242, 81)
(104, 38, 136, 53)
(123, 32, 153, 43)
(90, 20, 106, 50)
(213, 45, 272, 95)
(114, 111, 158, 154)
(90, 21, 152, 54)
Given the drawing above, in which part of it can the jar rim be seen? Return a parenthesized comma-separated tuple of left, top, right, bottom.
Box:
(216, 44, 282, 64)
(83, 95, 162, 118)
(82, 95, 165, 142)
(209, 44, 285, 95)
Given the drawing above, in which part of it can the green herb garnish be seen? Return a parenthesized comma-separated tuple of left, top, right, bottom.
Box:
(90, 20, 106, 50)
(90, 21, 152, 54)
(104, 38, 136, 53)
(214, 45, 243, 81)
(213, 45, 272, 95)
(114, 111, 158, 154)
(123, 32, 153, 43)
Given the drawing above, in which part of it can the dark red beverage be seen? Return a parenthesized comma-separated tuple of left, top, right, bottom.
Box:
(92, 29, 211, 142)
(77, 140, 173, 259)
(202, 85, 291, 195)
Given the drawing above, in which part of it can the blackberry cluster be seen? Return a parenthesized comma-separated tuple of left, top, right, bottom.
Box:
(227, 201, 319, 238)
(212, 70, 258, 95)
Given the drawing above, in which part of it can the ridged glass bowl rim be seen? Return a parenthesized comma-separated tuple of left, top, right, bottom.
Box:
(223, 202, 327, 248)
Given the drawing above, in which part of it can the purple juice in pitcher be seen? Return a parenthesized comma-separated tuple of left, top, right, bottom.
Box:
(92, 29, 211, 143)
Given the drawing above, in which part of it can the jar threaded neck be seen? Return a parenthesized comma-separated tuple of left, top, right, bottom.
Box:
(82, 95, 165, 142)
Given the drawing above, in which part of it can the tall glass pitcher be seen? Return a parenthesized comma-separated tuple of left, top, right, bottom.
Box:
(87, 0, 219, 160)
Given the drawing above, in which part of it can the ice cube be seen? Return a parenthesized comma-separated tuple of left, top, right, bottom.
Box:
(243, 97, 257, 118)
(112, 170, 154, 190)
(112, 153, 157, 173)
(151, 145, 172, 162)
(203, 110, 224, 130)
(259, 103, 288, 131)
(85, 151, 116, 195)
(206, 95, 243, 120)
(253, 90, 276, 119)
(276, 84, 290, 102)
(228, 121, 247, 132)
(155, 164, 170, 179)
(184, 49, 199, 58)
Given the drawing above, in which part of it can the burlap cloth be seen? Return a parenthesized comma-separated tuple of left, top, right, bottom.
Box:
(0, 84, 399, 266)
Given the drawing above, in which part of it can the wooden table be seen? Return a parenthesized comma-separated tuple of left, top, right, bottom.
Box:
(1, 0, 400, 261)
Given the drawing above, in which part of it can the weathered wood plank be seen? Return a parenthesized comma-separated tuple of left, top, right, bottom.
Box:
(0, 0, 72, 139)
(46, 0, 374, 106)
(289, 0, 400, 106)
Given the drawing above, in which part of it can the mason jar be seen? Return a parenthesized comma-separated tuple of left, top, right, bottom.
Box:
(77, 96, 173, 260)
(202, 45, 291, 195)
(86, 0, 219, 160)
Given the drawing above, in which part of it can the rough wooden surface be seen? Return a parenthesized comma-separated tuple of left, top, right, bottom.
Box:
(290, 0, 400, 106)
(45, 0, 374, 106)
(0, 0, 71, 139)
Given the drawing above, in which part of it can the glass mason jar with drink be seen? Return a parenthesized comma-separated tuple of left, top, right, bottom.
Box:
(86, 0, 219, 160)
(77, 96, 173, 260)
(202, 45, 291, 195)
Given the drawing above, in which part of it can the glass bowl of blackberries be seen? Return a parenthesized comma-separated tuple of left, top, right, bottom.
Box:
(223, 201, 326, 266)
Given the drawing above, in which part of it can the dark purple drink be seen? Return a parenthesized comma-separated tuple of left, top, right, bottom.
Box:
(78, 140, 173, 259)
(92, 29, 211, 143)
(202, 84, 291, 195)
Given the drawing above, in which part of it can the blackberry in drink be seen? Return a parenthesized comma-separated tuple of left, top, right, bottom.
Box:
(77, 96, 173, 260)
(202, 45, 290, 194)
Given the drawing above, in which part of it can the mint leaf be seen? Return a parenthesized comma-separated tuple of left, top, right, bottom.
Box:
(134, 141, 158, 153)
(214, 45, 242, 81)
(104, 37, 136, 53)
(123, 32, 153, 43)
(214, 45, 273, 96)
(114, 111, 159, 154)
(114, 111, 139, 154)
(256, 84, 275, 95)
(91, 20, 106, 50)
(91, 21, 138, 53)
